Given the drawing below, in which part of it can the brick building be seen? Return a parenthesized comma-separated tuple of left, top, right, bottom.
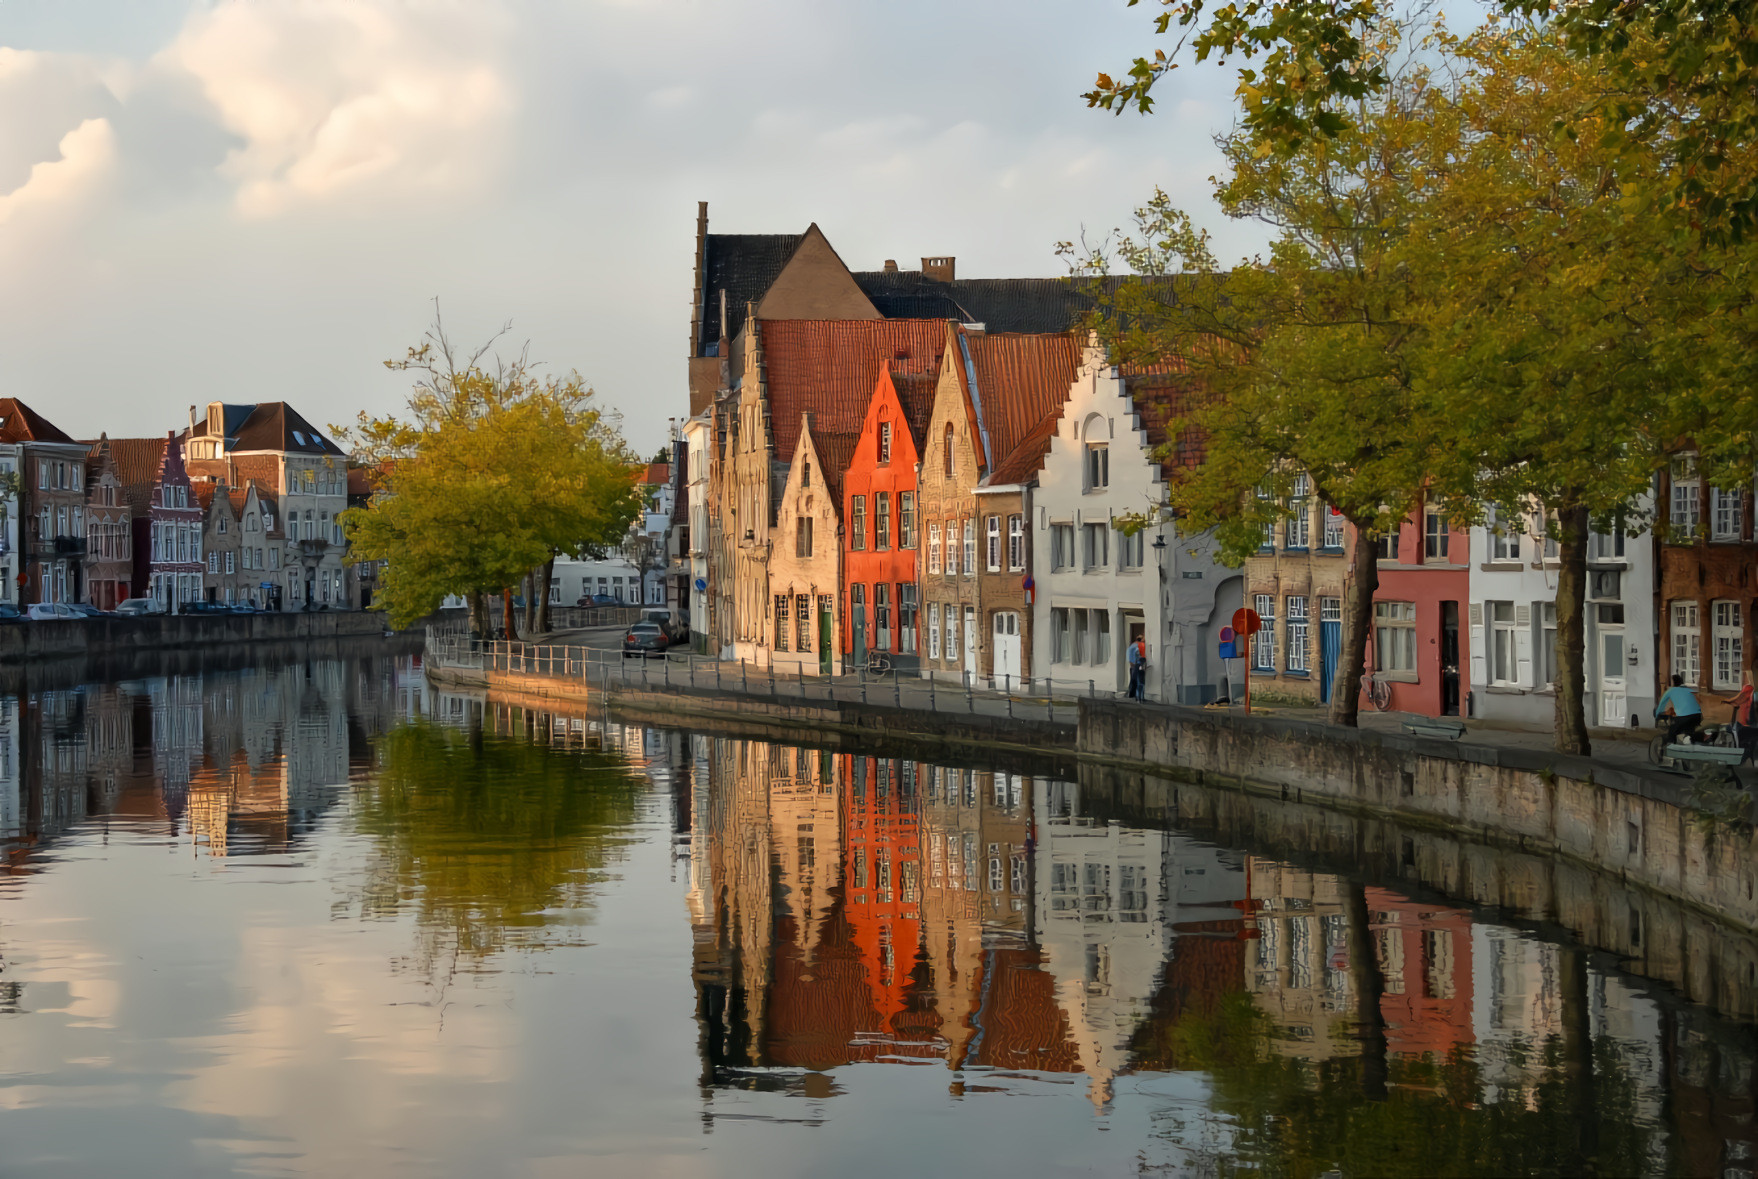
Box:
(82, 436, 132, 610)
(0, 398, 91, 606)
(1656, 452, 1756, 723)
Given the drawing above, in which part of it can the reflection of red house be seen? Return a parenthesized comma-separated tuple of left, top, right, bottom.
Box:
(966, 946, 1084, 1073)
(1366, 888, 1474, 1060)
(842, 755, 924, 1034)
(842, 366, 939, 670)
(1369, 507, 1469, 718)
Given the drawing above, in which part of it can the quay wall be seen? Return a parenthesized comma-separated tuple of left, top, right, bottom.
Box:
(0, 611, 388, 664)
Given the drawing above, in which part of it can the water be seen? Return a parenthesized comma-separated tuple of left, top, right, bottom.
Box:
(0, 649, 1753, 1177)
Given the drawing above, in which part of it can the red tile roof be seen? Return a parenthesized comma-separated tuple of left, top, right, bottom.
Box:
(965, 331, 1081, 485)
(1131, 371, 1209, 475)
(107, 437, 168, 514)
(642, 461, 670, 486)
(888, 367, 940, 452)
(809, 431, 860, 508)
(0, 398, 76, 445)
(759, 320, 950, 460)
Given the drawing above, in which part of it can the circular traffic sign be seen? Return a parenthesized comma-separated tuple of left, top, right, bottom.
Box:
(1232, 607, 1262, 636)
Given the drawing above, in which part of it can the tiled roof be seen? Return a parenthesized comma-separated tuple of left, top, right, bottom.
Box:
(967, 332, 1081, 483)
(346, 467, 373, 497)
(191, 481, 219, 511)
(854, 273, 1092, 333)
(759, 319, 949, 461)
(643, 460, 670, 486)
(699, 233, 804, 355)
(229, 402, 345, 455)
(229, 454, 283, 492)
(1130, 370, 1208, 475)
(0, 398, 76, 445)
(108, 437, 168, 514)
(809, 431, 860, 510)
(228, 487, 250, 514)
(888, 368, 940, 452)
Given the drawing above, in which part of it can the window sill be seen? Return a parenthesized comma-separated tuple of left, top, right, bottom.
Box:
(1281, 670, 1311, 679)
(1283, 546, 1309, 555)
(1319, 545, 1345, 554)
(1484, 684, 1527, 695)
(1480, 562, 1524, 572)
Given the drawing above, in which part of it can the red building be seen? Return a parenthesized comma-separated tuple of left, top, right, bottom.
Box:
(841, 365, 938, 671)
(1368, 505, 1470, 717)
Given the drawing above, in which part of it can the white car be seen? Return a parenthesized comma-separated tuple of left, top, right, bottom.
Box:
(114, 598, 159, 616)
(26, 602, 82, 621)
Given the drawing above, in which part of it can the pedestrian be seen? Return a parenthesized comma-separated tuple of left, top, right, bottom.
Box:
(1721, 670, 1756, 764)
(1127, 635, 1148, 700)
(1654, 673, 1704, 744)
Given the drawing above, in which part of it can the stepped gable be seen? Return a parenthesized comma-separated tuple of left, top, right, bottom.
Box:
(107, 436, 169, 514)
(698, 233, 804, 355)
(758, 319, 949, 461)
(854, 271, 1092, 333)
(0, 397, 76, 444)
(966, 331, 1081, 484)
(887, 367, 940, 451)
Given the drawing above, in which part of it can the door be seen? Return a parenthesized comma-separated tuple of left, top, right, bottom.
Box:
(963, 605, 978, 681)
(819, 606, 833, 675)
(1126, 618, 1146, 696)
(1319, 597, 1342, 703)
(1600, 628, 1628, 726)
(852, 585, 867, 664)
(1440, 600, 1461, 716)
(993, 612, 1022, 684)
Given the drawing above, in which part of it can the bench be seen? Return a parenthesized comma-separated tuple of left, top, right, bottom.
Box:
(1666, 743, 1747, 766)
(1402, 716, 1468, 741)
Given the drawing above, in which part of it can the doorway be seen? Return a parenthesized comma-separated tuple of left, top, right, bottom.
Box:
(1440, 600, 1461, 716)
(1599, 623, 1628, 727)
(1319, 597, 1342, 703)
(852, 584, 867, 664)
(993, 611, 1022, 685)
(819, 605, 833, 676)
(963, 606, 978, 682)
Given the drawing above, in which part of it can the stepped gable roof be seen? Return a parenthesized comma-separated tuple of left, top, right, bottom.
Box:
(854, 272, 1092, 334)
(966, 331, 1081, 483)
(759, 319, 949, 460)
(887, 366, 940, 451)
(1127, 364, 1207, 475)
(0, 398, 76, 445)
(229, 402, 345, 456)
(108, 437, 168, 513)
(699, 233, 804, 354)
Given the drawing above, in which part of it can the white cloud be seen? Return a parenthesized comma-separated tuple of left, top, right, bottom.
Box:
(159, 1, 513, 217)
(0, 116, 117, 226)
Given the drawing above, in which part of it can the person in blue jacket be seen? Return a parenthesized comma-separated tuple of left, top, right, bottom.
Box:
(1654, 674, 1703, 743)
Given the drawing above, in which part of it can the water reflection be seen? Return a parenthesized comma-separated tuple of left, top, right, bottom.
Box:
(0, 654, 1753, 1175)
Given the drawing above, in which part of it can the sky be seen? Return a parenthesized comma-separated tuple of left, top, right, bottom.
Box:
(0, 0, 1268, 458)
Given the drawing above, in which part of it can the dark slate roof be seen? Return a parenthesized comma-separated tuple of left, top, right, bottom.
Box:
(188, 403, 257, 446)
(853, 272, 1093, 334)
(0, 398, 76, 445)
(699, 233, 804, 355)
(229, 403, 345, 456)
(758, 320, 949, 462)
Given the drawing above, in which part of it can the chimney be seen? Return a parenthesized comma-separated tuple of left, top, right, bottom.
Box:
(189, 405, 197, 431)
(922, 256, 955, 282)
(883, 259, 898, 274)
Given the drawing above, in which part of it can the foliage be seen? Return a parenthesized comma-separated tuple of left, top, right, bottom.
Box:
(335, 311, 643, 631)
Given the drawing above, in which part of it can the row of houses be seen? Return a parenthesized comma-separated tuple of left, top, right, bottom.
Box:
(666, 205, 1756, 728)
(0, 397, 376, 613)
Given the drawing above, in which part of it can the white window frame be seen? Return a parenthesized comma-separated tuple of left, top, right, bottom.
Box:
(928, 601, 942, 660)
(1083, 522, 1108, 570)
(1374, 600, 1418, 679)
(1713, 600, 1743, 691)
(1286, 596, 1309, 673)
(1671, 453, 1701, 533)
(1252, 593, 1276, 671)
(1487, 601, 1518, 686)
(1671, 601, 1701, 687)
(1007, 515, 1024, 571)
(928, 522, 942, 574)
(986, 515, 1001, 572)
(962, 519, 975, 577)
(1713, 487, 1743, 541)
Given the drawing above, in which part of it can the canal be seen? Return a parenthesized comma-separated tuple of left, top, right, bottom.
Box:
(0, 649, 1752, 1176)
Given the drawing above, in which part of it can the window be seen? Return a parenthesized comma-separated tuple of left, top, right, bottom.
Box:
(878, 421, 892, 465)
(1424, 512, 1449, 559)
(1374, 600, 1418, 676)
(928, 522, 942, 574)
(1286, 596, 1309, 673)
(928, 601, 942, 659)
(797, 594, 812, 652)
(1713, 488, 1743, 541)
(1323, 504, 1345, 549)
(802, 459, 811, 489)
(1007, 515, 1024, 570)
(1094, 610, 1111, 665)
(1073, 609, 1088, 664)
(218, 515, 228, 534)
(1051, 607, 1069, 662)
(1252, 594, 1276, 670)
(1085, 443, 1109, 491)
(1539, 602, 1557, 688)
(796, 516, 813, 558)
(1119, 528, 1143, 570)
(900, 492, 916, 548)
(1489, 507, 1521, 561)
(875, 583, 891, 649)
(774, 595, 789, 651)
(1082, 522, 1108, 569)
(1287, 474, 1311, 549)
(945, 601, 959, 661)
(1375, 529, 1401, 561)
(874, 492, 890, 550)
(899, 585, 918, 654)
(986, 515, 1001, 571)
(1714, 601, 1743, 690)
(1051, 524, 1075, 571)
(1672, 601, 1701, 686)
(945, 520, 959, 575)
(1588, 524, 1625, 561)
(851, 496, 866, 551)
(207, 551, 218, 573)
(943, 423, 954, 476)
(1671, 453, 1701, 532)
(962, 519, 975, 576)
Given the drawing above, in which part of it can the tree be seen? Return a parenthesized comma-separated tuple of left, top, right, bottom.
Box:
(338, 311, 643, 634)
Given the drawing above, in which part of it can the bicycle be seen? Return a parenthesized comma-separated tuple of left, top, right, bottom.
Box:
(864, 655, 893, 677)
(1360, 671, 1392, 712)
(1648, 721, 1739, 767)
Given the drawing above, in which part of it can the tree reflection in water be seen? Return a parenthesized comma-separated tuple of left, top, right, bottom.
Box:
(346, 718, 645, 976)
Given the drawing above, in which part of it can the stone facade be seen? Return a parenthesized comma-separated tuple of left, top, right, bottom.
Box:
(82, 438, 132, 611)
(1244, 494, 1349, 706)
(915, 336, 986, 684)
(767, 421, 846, 675)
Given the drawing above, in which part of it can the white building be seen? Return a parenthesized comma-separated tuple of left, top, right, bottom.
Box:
(1033, 346, 1238, 702)
(683, 415, 711, 648)
(1467, 504, 1656, 727)
(0, 443, 18, 606)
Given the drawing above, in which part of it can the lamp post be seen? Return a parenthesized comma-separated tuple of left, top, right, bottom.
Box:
(1152, 533, 1168, 702)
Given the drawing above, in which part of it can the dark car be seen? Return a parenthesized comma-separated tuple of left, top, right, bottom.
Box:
(621, 621, 670, 659)
(68, 603, 109, 618)
(0, 604, 22, 623)
(179, 602, 228, 615)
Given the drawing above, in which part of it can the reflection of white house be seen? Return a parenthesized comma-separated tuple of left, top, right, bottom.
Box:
(1590, 973, 1668, 1176)
(683, 416, 712, 649)
(0, 442, 18, 605)
(1033, 346, 1237, 702)
(1033, 778, 1245, 1108)
(1468, 504, 1656, 727)
(0, 697, 19, 842)
(1470, 926, 1564, 1103)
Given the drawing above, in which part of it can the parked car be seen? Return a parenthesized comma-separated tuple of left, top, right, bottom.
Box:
(115, 598, 160, 616)
(0, 604, 22, 622)
(621, 621, 670, 659)
(25, 602, 82, 620)
(68, 603, 109, 618)
(179, 601, 230, 615)
(641, 608, 688, 642)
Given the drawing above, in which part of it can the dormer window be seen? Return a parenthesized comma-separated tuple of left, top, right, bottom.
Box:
(293, 431, 307, 446)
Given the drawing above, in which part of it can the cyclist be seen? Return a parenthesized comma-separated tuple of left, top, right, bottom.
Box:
(1654, 674, 1703, 743)
(1722, 671, 1756, 763)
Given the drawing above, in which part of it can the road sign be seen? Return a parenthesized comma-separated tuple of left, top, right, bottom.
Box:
(1232, 607, 1262, 636)
(1218, 625, 1239, 660)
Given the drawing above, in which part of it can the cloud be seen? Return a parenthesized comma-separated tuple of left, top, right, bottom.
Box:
(0, 116, 117, 226)
(159, 1, 513, 217)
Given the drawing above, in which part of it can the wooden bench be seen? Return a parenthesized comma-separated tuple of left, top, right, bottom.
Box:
(1666, 743, 1747, 766)
(1402, 716, 1467, 741)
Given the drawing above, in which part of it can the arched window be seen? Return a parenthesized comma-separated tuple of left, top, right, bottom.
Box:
(943, 423, 954, 476)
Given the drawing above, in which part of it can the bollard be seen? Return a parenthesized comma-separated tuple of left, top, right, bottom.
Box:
(716, 661, 721, 693)
(1089, 679, 1095, 699)
(929, 675, 935, 711)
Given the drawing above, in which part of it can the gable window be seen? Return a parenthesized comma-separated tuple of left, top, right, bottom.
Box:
(943, 423, 954, 476)
(1286, 474, 1311, 549)
(962, 519, 975, 576)
(1671, 453, 1701, 532)
(1375, 600, 1417, 676)
(802, 459, 811, 489)
(1713, 488, 1742, 541)
(875, 492, 890, 550)
(219, 515, 228, 534)
(851, 496, 866, 551)
(944, 519, 959, 575)
(878, 421, 892, 465)
(796, 516, 813, 558)
(1119, 527, 1143, 570)
(928, 522, 942, 574)
(900, 492, 916, 548)
(1007, 515, 1024, 571)
(1082, 522, 1108, 570)
(1051, 523, 1075, 571)
(1424, 511, 1449, 559)
(1713, 601, 1743, 690)
(1085, 443, 1109, 492)
(986, 515, 1001, 572)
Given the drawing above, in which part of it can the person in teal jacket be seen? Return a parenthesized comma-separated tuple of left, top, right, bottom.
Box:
(1655, 674, 1703, 743)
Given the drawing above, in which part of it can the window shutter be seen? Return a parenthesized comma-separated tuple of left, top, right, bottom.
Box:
(1515, 604, 1530, 626)
(1468, 603, 1483, 627)
(1514, 629, 1532, 686)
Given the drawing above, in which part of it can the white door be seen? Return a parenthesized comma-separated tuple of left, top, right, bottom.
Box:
(993, 611, 1022, 685)
(963, 606, 978, 682)
(1599, 629, 1627, 726)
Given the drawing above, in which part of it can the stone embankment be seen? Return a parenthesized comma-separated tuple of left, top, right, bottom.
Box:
(0, 610, 388, 664)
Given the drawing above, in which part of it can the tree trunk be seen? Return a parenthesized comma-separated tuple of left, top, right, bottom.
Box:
(1329, 526, 1381, 728)
(467, 590, 488, 638)
(502, 586, 516, 640)
(1345, 883, 1389, 1101)
(521, 575, 537, 636)
(1554, 502, 1591, 756)
(534, 555, 555, 634)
